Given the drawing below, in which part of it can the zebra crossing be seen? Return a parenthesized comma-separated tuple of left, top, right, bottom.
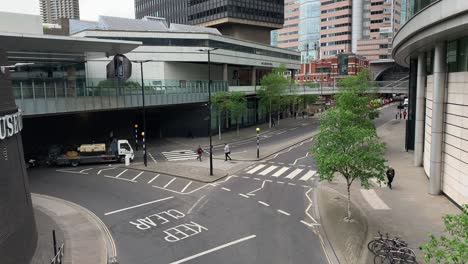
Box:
(162, 150, 198, 161)
(245, 164, 317, 182)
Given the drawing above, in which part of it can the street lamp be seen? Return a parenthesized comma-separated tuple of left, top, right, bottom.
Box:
(131, 59, 152, 167)
(197, 47, 218, 176)
(256, 127, 260, 159)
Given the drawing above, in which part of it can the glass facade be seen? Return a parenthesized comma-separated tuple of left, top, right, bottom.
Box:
(404, 0, 439, 23)
(447, 37, 468, 73)
(135, 0, 284, 26)
(299, 0, 320, 63)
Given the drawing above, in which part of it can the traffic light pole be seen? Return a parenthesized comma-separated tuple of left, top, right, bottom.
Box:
(140, 62, 147, 167)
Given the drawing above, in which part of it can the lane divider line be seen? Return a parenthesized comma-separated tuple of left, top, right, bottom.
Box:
(104, 196, 174, 216)
(277, 209, 291, 216)
(258, 201, 270, 207)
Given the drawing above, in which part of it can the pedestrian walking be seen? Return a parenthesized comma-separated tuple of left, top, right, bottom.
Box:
(224, 143, 232, 161)
(196, 145, 204, 162)
(271, 117, 276, 127)
(399, 112, 402, 119)
(396, 111, 399, 120)
(403, 110, 407, 120)
(386, 166, 395, 189)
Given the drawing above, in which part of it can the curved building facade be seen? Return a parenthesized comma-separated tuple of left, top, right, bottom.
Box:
(0, 49, 37, 263)
(393, 0, 468, 205)
(299, 0, 320, 63)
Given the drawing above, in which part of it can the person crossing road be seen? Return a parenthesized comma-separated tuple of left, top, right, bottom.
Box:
(224, 143, 232, 161)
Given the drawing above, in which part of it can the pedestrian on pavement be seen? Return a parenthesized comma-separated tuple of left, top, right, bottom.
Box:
(196, 145, 204, 162)
(399, 112, 402, 119)
(386, 166, 395, 189)
(396, 111, 399, 120)
(403, 110, 407, 120)
(271, 117, 276, 127)
(224, 143, 232, 161)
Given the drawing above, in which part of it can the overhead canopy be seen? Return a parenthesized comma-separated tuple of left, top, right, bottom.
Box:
(0, 31, 141, 56)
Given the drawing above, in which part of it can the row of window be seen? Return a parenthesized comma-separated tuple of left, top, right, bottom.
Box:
(321, 5, 351, 14)
(321, 39, 351, 47)
(322, 0, 347, 6)
(321, 31, 351, 38)
(321, 14, 352, 22)
(321, 22, 351, 30)
(279, 31, 299, 37)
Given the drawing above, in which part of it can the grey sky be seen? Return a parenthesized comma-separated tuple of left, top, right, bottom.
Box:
(0, 0, 135, 21)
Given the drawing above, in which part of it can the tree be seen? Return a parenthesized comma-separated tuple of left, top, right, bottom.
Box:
(421, 205, 468, 264)
(311, 70, 387, 221)
(227, 91, 247, 136)
(211, 91, 229, 140)
(258, 65, 288, 128)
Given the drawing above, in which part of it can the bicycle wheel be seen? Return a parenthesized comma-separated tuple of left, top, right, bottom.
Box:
(397, 248, 417, 263)
(374, 253, 393, 264)
(371, 241, 386, 255)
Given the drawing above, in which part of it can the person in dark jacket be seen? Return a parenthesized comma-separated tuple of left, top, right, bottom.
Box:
(386, 167, 395, 189)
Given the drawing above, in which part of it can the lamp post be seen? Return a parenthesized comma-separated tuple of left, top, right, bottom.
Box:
(197, 47, 218, 176)
(132, 60, 152, 167)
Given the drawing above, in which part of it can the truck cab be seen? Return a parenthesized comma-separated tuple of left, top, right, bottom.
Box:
(117, 140, 135, 161)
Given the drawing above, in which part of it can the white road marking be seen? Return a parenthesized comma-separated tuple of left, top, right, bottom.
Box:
(253, 178, 261, 181)
(79, 168, 94, 173)
(299, 170, 316, 181)
(258, 201, 270, 207)
(278, 162, 285, 165)
(276, 131, 286, 135)
(131, 172, 144, 181)
(272, 167, 289, 177)
(242, 176, 250, 179)
(302, 185, 310, 188)
(285, 168, 303, 179)
(360, 189, 390, 210)
(148, 174, 160, 184)
(56, 169, 89, 175)
(152, 183, 211, 195)
(162, 150, 198, 161)
(247, 180, 267, 196)
(246, 164, 266, 174)
(221, 187, 231, 191)
(277, 181, 285, 184)
(293, 152, 310, 165)
(104, 175, 137, 183)
(187, 195, 206, 214)
(305, 188, 320, 225)
(163, 178, 176, 188)
(168, 235, 256, 264)
(277, 210, 291, 216)
(181, 181, 193, 193)
(104, 196, 174, 216)
(97, 167, 116, 175)
(115, 169, 128, 178)
(148, 152, 157, 164)
(290, 127, 298, 131)
(239, 193, 249, 198)
(259, 165, 278, 176)
(288, 183, 296, 186)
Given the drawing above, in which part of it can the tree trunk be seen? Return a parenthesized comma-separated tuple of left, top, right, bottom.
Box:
(237, 121, 239, 136)
(218, 112, 222, 140)
(225, 111, 229, 129)
(269, 100, 272, 128)
(346, 183, 352, 221)
(277, 111, 280, 126)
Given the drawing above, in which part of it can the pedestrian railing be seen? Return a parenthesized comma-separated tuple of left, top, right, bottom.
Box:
(50, 243, 64, 264)
(368, 231, 417, 264)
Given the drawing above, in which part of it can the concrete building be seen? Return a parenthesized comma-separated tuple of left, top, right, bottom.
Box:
(357, 0, 401, 61)
(271, 0, 300, 51)
(134, 0, 284, 44)
(393, 0, 468, 205)
(39, 0, 80, 24)
(320, 0, 353, 58)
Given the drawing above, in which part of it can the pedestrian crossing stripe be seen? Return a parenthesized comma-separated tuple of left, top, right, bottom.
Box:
(245, 164, 317, 181)
(162, 150, 198, 161)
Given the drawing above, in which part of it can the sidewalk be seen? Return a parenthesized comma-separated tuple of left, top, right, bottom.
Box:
(166, 115, 317, 148)
(31, 194, 116, 264)
(317, 119, 461, 264)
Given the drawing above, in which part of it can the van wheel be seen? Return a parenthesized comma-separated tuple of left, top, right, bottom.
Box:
(119, 156, 125, 163)
(71, 160, 79, 167)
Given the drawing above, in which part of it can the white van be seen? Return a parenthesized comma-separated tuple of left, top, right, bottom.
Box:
(403, 98, 408, 107)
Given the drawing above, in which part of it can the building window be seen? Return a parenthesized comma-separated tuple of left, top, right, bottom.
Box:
(447, 37, 468, 73)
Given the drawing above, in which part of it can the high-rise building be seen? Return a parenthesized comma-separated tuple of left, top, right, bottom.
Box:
(39, 0, 80, 24)
(134, 0, 284, 44)
(356, 0, 401, 61)
(319, 0, 353, 58)
(271, 0, 300, 51)
(299, 0, 321, 62)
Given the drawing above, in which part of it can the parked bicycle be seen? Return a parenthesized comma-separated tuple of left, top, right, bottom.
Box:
(368, 231, 417, 264)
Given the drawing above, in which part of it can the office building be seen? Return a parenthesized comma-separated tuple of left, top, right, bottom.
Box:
(39, 0, 80, 24)
(393, 0, 468, 205)
(357, 0, 401, 61)
(299, 0, 321, 62)
(320, 0, 353, 58)
(271, 0, 300, 51)
(134, 0, 284, 44)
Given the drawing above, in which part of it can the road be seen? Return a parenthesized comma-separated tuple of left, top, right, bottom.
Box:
(28, 104, 396, 264)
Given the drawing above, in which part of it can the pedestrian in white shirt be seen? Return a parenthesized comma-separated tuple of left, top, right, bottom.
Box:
(224, 143, 232, 161)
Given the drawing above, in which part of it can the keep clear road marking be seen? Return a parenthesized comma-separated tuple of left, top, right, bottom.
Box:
(299, 170, 316, 181)
(246, 164, 266, 174)
(168, 235, 257, 264)
(104, 196, 174, 216)
(272, 167, 289, 177)
(360, 189, 390, 210)
(258, 165, 277, 176)
(285, 168, 303, 179)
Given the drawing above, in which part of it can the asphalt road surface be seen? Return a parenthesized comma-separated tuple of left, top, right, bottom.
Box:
(28, 105, 396, 264)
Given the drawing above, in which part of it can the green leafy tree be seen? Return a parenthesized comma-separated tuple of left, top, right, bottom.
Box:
(258, 65, 288, 128)
(311, 70, 387, 221)
(421, 205, 468, 264)
(211, 91, 229, 140)
(227, 91, 247, 136)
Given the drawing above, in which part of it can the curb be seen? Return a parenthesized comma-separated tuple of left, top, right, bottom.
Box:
(32, 193, 117, 264)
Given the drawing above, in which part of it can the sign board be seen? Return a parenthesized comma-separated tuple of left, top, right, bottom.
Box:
(106, 54, 132, 81)
(0, 110, 23, 140)
(379, 27, 393, 34)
